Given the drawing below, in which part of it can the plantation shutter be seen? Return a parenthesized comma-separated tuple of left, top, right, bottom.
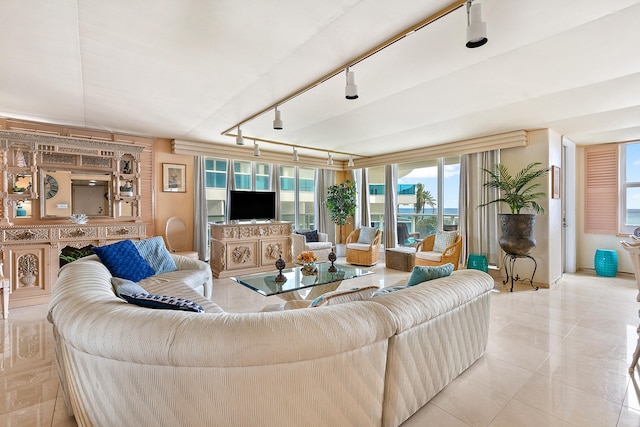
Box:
(584, 144, 618, 234)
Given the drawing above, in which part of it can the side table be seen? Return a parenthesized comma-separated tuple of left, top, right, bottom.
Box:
(385, 247, 416, 272)
(503, 254, 538, 292)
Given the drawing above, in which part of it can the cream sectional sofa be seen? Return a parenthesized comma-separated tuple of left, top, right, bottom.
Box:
(48, 257, 493, 427)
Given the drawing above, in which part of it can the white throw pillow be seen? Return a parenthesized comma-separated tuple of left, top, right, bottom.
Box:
(357, 227, 378, 244)
(433, 230, 458, 253)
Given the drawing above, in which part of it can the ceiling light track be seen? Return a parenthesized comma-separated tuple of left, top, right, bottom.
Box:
(221, 0, 468, 138)
(227, 133, 365, 159)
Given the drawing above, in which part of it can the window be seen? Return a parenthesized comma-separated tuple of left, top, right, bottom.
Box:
(396, 157, 460, 245)
(279, 165, 316, 230)
(298, 168, 315, 229)
(234, 161, 251, 190)
(622, 142, 640, 234)
(205, 159, 226, 188)
(256, 163, 270, 190)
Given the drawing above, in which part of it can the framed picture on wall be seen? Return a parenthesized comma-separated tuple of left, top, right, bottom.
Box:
(163, 163, 186, 193)
(551, 165, 560, 199)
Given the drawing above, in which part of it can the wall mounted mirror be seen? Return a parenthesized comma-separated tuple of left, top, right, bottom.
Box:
(40, 170, 113, 218)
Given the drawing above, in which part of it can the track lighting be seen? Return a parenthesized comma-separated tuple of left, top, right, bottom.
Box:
(348, 156, 354, 167)
(466, 0, 488, 48)
(292, 147, 299, 162)
(253, 141, 260, 157)
(273, 107, 283, 130)
(236, 126, 244, 145)
(327, 153, 334, 166)
(345, 67, 358, 100)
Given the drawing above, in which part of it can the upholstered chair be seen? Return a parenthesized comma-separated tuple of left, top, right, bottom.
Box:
(346, 227, 382, 266)
(415, 231, 462, 270)
(291, 230, 333, 262)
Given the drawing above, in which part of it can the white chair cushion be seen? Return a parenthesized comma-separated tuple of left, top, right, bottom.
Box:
(306, 241, 333, 251)
(346, 243, 372, 251)
(415, 251, 443, 262)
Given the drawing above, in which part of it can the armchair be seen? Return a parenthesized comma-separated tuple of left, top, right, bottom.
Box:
(291, 230, 333, 262)
(346, 228, 382, 266)
(415, 233, 462, 270)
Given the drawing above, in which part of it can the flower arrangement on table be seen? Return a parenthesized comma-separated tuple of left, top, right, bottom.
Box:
(296, 251, 318, 264)
(296, 251, 319, 275)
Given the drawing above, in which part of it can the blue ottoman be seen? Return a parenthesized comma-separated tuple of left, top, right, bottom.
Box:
(594, 249, 618, 277)
(467, 254, 488, 273)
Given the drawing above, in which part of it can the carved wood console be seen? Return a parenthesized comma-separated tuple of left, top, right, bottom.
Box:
(209, 222, 292, 278)
(0, 222, 146, 308)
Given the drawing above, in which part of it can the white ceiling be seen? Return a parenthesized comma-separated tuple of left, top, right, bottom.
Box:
(1, 0, 639, 160)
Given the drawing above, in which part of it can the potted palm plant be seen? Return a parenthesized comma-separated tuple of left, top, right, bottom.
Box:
(479, 162, 549, 255)
(326, 179, 357, 256)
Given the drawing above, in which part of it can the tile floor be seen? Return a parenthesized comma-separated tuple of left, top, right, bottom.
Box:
(2, 261, 640, 426)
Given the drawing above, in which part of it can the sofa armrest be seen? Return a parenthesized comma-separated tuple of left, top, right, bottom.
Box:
(318, 232, 329, 242)
(170, 254, 213, 298)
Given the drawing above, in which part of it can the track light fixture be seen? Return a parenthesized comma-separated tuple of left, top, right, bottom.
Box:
(466, 0, 488, 48)
(236, 126, 245, 145)
(327, 152, 334, 166)
(292, 147, 299, 162)
(348, 156, 354, 167)
(345, 67, 358, 100)
(273, 106, 283, 130)
(253, 141, 260, 156)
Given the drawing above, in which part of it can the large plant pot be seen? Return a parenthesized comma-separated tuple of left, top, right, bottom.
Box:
(499, 214, 537, 256)
(335, 244, 346, 257)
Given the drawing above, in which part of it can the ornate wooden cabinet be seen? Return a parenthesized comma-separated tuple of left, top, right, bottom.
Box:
(0, 222, 146, 308)
(210, 222, 292, 278)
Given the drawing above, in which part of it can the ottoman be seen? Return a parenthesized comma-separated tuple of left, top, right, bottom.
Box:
(385, 247, 416, 272)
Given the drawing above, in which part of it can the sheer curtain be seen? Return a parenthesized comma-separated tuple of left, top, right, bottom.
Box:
(459, 150, 500, 266)
(314, 169, 336, 243)
(193, 156, 208, 260)
(352, 168, 370, 230)
(384, 164, 397, 249)
(225, 160, 235, 220)
(269, 164, 281, 220)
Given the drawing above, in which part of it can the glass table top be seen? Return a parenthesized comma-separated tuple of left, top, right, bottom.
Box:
(231, 263, 374, 297)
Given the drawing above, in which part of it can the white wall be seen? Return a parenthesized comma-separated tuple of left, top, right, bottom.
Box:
(576, 146, 632, 273)
(499, 129, 563, 286)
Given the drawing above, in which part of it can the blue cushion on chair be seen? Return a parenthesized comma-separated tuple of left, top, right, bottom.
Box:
(93, 240, 155, 282)
(111, 277, 148, 298)
(133, 236, 177, 274)
(406, 263, 454, 287)
(120, 293, 204, 313)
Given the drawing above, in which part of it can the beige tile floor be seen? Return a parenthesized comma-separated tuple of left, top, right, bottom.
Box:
(3, 261, 640, 426)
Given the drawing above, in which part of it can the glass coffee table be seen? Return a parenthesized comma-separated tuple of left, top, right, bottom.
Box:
(231, 263, 374, 301)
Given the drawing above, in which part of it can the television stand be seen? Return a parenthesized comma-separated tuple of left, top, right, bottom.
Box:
(209, 222, 292, 278)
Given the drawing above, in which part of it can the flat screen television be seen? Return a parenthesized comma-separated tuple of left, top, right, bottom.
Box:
(228, 190, 276, 221)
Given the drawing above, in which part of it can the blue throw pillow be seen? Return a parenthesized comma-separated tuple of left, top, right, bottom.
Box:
(111, 277, 148, 298)
(93, 240, 155, 282)
(406, 263, 454, 287)
(120, 293, 204, 313)
(133, 236, 178, 274)
(373, 285, 407, 296)
(296, 230, 319, 243)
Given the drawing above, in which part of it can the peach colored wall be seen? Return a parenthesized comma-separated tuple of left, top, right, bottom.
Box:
(154, 138, 195, 250)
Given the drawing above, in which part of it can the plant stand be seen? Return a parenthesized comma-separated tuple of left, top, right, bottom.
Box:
(503, 254, 538, 292)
